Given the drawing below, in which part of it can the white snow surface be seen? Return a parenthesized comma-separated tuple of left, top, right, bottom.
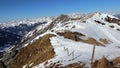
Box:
(34, 35, 120, 68)
(52, 13, 120, 45)
(33, 13, 120, 68)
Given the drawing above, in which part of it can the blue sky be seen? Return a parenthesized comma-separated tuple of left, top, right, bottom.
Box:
(0, 0, 120, 22)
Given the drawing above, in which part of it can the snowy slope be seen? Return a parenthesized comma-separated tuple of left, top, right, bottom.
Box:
(2, 12, 120, 68)
(34, 36, 120, 68)
(51, 13, 120, 45)
(31, 13, 120, 68)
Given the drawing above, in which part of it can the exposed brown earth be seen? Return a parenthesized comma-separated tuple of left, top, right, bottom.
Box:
(44, 61, 85, 68)
(9, 34, 55, 68)
(57, 31, 104, 46)
(71, 18, 82, 20)
(44, 56, 120, 68)
(52, 14, 70, 23)
(92, 56, 120, 68)
(99, 38, 110, 44)
(92, 56, 114, 68)
(66, 62, 85, 68)
(8, 32, 120, 68)
(113, 57, 120, 67)
(83, 37, 103, 46)
(57, 31, 85, 41)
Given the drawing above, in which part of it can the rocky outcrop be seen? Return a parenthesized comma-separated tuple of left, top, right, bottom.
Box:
(105, 16, 120, 25)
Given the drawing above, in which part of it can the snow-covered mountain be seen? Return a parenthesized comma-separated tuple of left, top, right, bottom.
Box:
(1, 12, 120, 68)
(0, 17, 54, 52)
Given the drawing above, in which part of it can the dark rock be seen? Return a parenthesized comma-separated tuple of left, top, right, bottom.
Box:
(105, 16, 120, 25)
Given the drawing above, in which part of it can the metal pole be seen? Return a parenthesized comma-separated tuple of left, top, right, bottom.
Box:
(91, 45, 96, 68)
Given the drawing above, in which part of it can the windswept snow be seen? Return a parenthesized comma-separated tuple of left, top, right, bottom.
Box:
(33, 13, 120, 68)
(50, 36, 120, 62)
(51, 13, 120, 46)
(34, 35, 120, 68)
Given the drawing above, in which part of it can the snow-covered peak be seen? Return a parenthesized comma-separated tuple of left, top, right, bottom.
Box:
(92, 12, 119, 20)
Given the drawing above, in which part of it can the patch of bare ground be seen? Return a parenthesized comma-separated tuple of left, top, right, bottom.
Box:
(9, 34, 55, 68)
(57, 31, 104, 46)
(92, 56, 120, 68)
(66, 62, 85, 68)
(113, 57, 120, 67)
(57, 31, 85, 41)
(99, 38, 110, 44)
(92, 56, 114, 68)
(82, 37, 103, 46)
(44, 56, 120, 68)
(52, 14, 70, 23)
(45, 61, 63, 68)
(71, 18, 82, 20)
(45, 61, 85, 68)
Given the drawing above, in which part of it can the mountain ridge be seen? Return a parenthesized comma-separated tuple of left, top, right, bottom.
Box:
(0, 12, 120, 68)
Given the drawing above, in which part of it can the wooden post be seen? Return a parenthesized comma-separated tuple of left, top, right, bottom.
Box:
(91, 45, 96, 67)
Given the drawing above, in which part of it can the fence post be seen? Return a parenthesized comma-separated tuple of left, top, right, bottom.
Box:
(91, 45, 96, 68)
